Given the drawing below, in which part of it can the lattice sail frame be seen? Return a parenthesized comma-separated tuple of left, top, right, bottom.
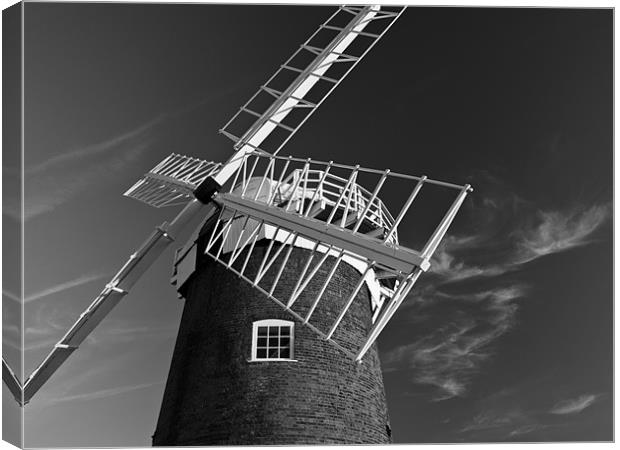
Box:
(199, 151, 471, 361)
(219, 5, 406, 157)
(6, 5, 419, 406)
(124, 154, 222, 207)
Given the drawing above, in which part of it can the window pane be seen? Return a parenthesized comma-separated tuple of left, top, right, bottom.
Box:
(254, 322, 293, 360)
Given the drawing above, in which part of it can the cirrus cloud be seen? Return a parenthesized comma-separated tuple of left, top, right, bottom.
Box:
(384, 170, 610, 401)
(550, 394, 600, 415)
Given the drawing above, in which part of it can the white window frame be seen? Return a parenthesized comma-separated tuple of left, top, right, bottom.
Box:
(250, 319, 296, 362)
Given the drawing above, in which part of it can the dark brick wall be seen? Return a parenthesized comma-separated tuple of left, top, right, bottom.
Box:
(153, 238, 391, 446)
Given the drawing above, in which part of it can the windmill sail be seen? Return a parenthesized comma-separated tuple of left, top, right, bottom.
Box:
(215, 5, 405, 185)
(124, 154, 222, 208)
(200, 152, 471, 360)
(17, 198, 217, 405)
(7, 5, 469, 406)
(127, 151, 471, 360)
(8, 5, 407, 405)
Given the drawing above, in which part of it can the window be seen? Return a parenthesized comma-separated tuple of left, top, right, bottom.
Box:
(251, 319, 295, 361)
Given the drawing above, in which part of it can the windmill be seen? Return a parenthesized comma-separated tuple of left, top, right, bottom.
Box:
(4, 4, 472, 444)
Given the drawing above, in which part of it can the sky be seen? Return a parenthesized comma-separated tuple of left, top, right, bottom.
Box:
(1, 3, 613, 447)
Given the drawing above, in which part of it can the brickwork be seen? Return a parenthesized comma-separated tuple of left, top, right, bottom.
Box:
(153, 236, 391, 445)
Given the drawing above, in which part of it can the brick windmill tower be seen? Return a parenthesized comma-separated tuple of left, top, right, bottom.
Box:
(4, 5, 471, 445)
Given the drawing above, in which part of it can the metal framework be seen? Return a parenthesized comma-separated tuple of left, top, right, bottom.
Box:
(214, 5, 405, 185)
(124, 154, 222, 207)
(4, 5, 472, 406)
(9, 4, 405, 405)
(15, 199, 217, 405)
(204, 152, 471, 360)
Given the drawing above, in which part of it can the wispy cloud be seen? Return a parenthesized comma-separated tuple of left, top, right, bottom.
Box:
(460, 410, 557, 441)
(515, 204, 611, 264)
(431, 247, 509, 282)
(3, 289, 20, 303)
(20, 280, 177, 370)
(460, 408, 527, 433)
(430, 201, 610, 284)
(4, 88, 244, 222)
(22, 317, 176, 409)
(550, 394, 599, 415)
(21, 303, 94, 354)
(382, 285, 526, 401)
(455, 384, 562, 441)
(384, 170, 610, 401)
(85, 322, 178, 347)
(507, 424, 551, 438)
(23, 314, 177, 355)
(3, 116, 163, 221)
(25, 118, 162, 176)
(421, 168, 610, 284)
(23, 272, 108, 304)
(51, 381, 162, 404)
(24, 350, 162, 412)
(455, 385, 604, 441)
(5, 272, 111, 352)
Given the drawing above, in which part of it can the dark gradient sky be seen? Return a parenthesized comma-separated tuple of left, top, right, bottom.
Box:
(2, 3, 612, 446)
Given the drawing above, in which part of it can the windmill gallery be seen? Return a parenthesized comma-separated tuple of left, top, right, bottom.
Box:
(4, 5, 472, 445)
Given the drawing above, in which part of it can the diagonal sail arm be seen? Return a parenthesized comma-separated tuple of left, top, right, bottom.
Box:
(20, 197, 219, 405)
(203, 152, 472, 361)
(124, 154, 223, 208)
(216, 5, 406, 186)
(12, 6, 412, 405)
(2, 358, 22, 404)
